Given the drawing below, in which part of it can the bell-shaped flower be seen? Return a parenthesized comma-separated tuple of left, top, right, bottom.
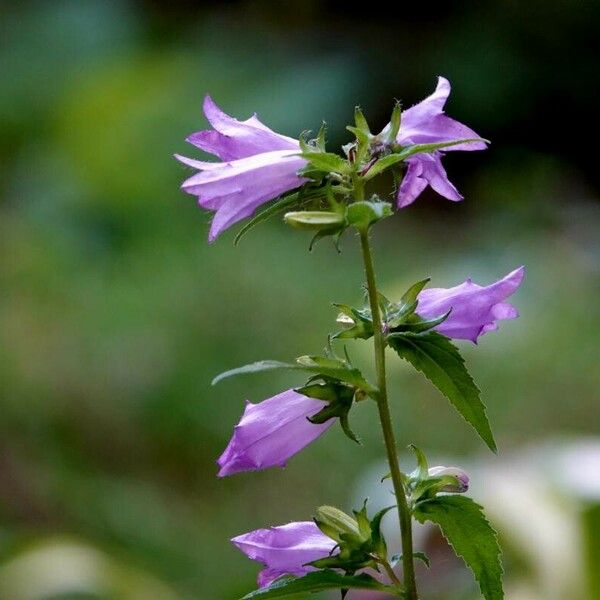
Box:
(232, 521, 337, 587)
(217, 389, 334, 477)
(428, 466, 470, 493)
(416, 266, 525, 342)
(396, 77, 487, 207)
(177, 96, 308, 241)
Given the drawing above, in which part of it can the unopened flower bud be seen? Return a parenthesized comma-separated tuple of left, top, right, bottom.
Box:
(428, 466, 469, 493)
(314, 505, 362, 542)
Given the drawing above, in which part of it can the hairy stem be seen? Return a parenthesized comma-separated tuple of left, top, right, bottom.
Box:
(359, 230, 418, 599)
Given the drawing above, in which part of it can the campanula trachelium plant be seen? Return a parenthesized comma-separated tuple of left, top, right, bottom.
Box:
(177, 77, 524, 599)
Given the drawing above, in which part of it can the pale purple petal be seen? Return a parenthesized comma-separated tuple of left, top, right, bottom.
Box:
(217, 389, 334, 477)
(397, 158, 428, 208)
(178, 149, 308, 241)
(397, 153, 462, 207)
(416, 266, 525, 342)
(233, 522, 337, 588)
(393, 77, 487, 207)
(399, 77, 486, 151)
(187, 96, 299, 160)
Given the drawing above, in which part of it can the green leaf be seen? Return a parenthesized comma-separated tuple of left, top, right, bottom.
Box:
(213, 355, 376, 395)
(295, 355, 376, 394)
(388, 332, 496, 451)
(211, 360, 296, 385)
(301, 151, 349, 174)
(234, 189, 324, 245)
(414, 496, 503, 600)
(363, 138, 487, 180)
(240, 571, 395, 599)
(346, 200, 392, 232)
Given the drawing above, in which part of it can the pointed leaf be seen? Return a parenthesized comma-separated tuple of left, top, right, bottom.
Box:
(234, 189, 325, 245)
(301, 151, 349, 174)
(364, 139, 488, 180)
(414, 496, 503, 600)
(240, 571, 395, 599)
(388, 332, 496, 451)
(212, 360, 296, 385)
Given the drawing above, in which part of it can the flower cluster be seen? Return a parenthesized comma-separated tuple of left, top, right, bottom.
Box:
(178, 78, 523, 599)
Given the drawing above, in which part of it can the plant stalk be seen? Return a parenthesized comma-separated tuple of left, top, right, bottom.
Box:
(359, 229, 418, 599)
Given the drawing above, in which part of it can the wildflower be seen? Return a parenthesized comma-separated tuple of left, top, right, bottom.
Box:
(217, 389, 334, 476)
(232, 521, 337, 587)
(177, 96, 307, 241)
(417, 266, 525, 342)
(396, 77, 487, 207)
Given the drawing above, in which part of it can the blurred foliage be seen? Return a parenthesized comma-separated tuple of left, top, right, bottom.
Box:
(0, 1, 598, 598)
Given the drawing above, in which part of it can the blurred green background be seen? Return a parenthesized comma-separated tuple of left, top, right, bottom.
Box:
(1, 1, 599, 599)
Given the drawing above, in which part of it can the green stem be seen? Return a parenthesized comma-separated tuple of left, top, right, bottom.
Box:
(359, 229, 418, 600)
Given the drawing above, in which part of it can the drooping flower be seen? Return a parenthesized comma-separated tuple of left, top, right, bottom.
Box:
(217, 389, 334, 477)
(396, 77, 487, 207)
(416, 266, 525, 343)
(428, 466, 470, 493)
(177, 96, 308, 242)
(232, 521, 337, 587)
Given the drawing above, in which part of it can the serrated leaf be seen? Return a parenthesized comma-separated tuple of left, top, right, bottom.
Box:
(414, 496, 503, 600)
(301, 151, 349, 174)
(388, 332, 496, 451)
(240, 570, 395, 599)
(364, 138, 488, 180)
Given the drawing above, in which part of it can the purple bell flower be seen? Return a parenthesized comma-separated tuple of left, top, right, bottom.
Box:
(428, 466, 470, 493)
(417, 266, 525, 343)
(177, 96, 308, 242)
(232, 521, 337, 587)
(217, 389, 334, 477)
(396, 77, 487, 207)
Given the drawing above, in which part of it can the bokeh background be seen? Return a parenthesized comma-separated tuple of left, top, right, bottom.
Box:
(1, 1, 599, 599)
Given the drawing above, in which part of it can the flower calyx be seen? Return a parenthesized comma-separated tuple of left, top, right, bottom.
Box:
(309, 503, 394, 575)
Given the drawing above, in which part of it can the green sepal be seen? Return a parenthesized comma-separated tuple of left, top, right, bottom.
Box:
(346, 199, 392, 232)
(391, 277, 431, 321)
(346, 125, 370, 146)
(234, 188, 323, 245)
(408, 444, 429, 480)
(386, 101, 402, 143)
(239, 571, 396, 599)
(414, 496, 503, 600)
(387, 331, 497, 452)
(297, 380, 361, 443)
(354, 106, 371, 134)
(333, 303, 374, 340)
(387, 309, 451, 334)
(301, 151, 349, 175)
(363, 138, 488, 180)
(390, 552, 430, 568)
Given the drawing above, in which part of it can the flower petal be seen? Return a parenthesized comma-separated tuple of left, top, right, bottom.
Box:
(217, 390, 334, 476)
(186, 95, 299, 160)
(416, 266, 525, 342)
(232, 521, 336, 588)
(396, 153, 462, 207)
